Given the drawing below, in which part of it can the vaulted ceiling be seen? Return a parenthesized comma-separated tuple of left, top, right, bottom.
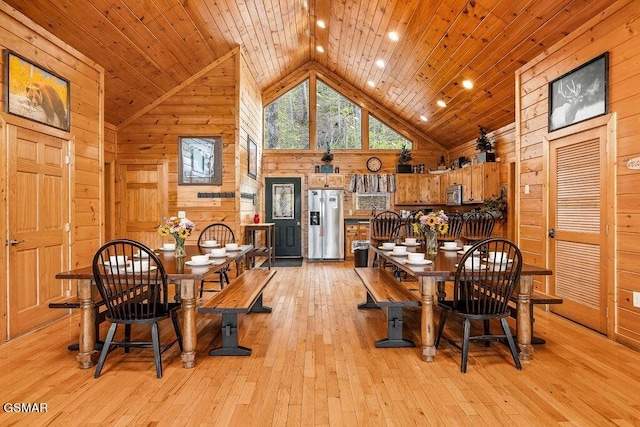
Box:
(5, 0, 614, 149)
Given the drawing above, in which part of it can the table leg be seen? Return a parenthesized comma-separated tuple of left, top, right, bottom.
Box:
(420, 276, 437, 362)
(76, 278, 98, 369)
(516, 276, 534, 361)
(179, 278, 198, 368)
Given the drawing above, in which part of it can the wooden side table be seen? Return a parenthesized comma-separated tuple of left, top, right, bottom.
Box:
(244, 223, 275, 269)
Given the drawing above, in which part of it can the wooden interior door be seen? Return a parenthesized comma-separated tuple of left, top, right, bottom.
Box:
(7, 125, 69, 337)
(548, 125, 608, 333)
(117, 162, 167, 248)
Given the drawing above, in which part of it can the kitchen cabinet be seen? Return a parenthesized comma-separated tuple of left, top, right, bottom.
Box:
(461, 163, 499, 204)
(394, 174, 440, 205)
(308, 173, 345, 188)
(345, 221, 369, 260)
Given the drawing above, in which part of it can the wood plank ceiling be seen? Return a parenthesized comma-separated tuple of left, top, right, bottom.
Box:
(5, 0, 614, 149)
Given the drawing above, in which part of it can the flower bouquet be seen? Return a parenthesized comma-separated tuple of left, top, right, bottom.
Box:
(157, 216, 196, 257)
(412, 210, 449, 255)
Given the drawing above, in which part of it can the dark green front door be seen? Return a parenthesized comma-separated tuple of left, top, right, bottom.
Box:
(265, 177, 302, 258)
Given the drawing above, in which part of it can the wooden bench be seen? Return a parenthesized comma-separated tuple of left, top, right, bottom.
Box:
(509, 290, 563, 344)
(198, 269, 276, 356)
(354, 267, 421, 348)
(49, 296, 107, 350)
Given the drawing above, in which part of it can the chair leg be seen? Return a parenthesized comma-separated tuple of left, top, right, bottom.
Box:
(500, 318, 522, 370)
(151, 322, 162, 379)
(94, 323, 118, 378)
(223, 271, 230, 288)
(171, 310, 183, 352)
(435, 308, 449, 348)
(461, 319, 471, 373)
(124, 324, 132, 353)
(199, 280, 205, 298)
(484, 319, 491, 347)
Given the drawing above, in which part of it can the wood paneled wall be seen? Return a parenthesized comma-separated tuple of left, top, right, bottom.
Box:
(515, 0, 640, 348)
(117, 48, 262, 245)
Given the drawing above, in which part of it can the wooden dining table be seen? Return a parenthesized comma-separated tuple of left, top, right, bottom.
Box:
(55, 244, 253, 369)
(370, 244, 552, 363)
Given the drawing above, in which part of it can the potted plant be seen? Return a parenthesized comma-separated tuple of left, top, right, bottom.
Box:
(476, 126, 495, 163)
(320, 146, 334, 173)
(396, 143, 413, 173)
(483, 186, 507, 218)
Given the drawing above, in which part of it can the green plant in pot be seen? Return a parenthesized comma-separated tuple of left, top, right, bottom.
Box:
(484, 186, 507, 218)
(320, 146, 334, 173)
(396, 143, 413, 173)
(476, 126, 495, 163)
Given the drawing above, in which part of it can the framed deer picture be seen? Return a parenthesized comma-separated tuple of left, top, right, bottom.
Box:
(548, 52, 608, 132)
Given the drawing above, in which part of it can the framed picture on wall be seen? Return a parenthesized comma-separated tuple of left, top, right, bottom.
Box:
(248, 137, 257, 179)
(178, 136, 223, 185)
(4, 50, 70, 131)
(548, 52, 608, 132)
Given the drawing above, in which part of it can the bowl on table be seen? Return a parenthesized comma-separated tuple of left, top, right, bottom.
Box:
(190, 254, 210, 265)
(162, 242, 175, 251)
(443, 241, 458, 250)
(404, 238, 417, 245)
(488, 251, 509, 263)
(381, 242, 396, 250)
(211, 248, 227, 257)
(204, 240, 217, 247)
(225, 243, 240, 251)
(407, 253, 425, 262)
(109, 255, 128, 265)
(391, 246, 407, 255)
(462, 244, 473, 253)
(131, 260, 150, 270)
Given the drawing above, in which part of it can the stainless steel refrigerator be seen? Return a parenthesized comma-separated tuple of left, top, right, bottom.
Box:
(308, 189, 344, 261)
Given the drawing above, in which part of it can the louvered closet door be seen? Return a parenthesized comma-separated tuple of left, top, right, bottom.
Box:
(549, 126, 608, 333)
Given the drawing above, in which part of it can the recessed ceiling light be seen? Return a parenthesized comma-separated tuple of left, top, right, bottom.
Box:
(316, 45, 325, 53)
(420, 115, 428, 122)
(437, 100, 446, 108)
(367, 80, 375, 88)
(375, 59, 385, 68)
(317, 20, 326, 29)
(462, 80, 473, 89)
(388, 31, 399, 41)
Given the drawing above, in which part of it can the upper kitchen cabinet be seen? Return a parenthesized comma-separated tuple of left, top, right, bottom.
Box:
(394, 174, 440, 205)
(462, 163, 499, 204)
(308, 173, 345, 189)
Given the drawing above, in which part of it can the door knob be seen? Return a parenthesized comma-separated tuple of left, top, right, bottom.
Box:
(548, 228, 555, 238)
(9, 239, 25, 245)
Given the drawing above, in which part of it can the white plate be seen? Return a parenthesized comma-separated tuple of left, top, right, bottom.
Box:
(185, 260, 214, 266)
(440, 246, 462, 251)
(483, 257, 513, 264)
(403, 259, 432, 266)
(200, 243, 220, 248)
(390, 251, 408, 257)
(455, 263, 487, 270)
(133, 252, 150, 258)
(125, 265, 157, 272)
(378, 246, 395, 251)
(209, 254, 227, 258)
(158, 247, 175, 251)
(104, 261, 129, 267)
(402, 242, 420, 247)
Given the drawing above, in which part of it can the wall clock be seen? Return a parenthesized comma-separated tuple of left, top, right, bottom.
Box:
(366, 156, 382, 172)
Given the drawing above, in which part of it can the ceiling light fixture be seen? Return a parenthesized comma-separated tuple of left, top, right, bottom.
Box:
(367, 80, 375, 88)
(388, 32, 399, 41)
(375, 59, 385, 68)
(437, 100, 446, 108)
(317, 20, 326, 29)
(316, 45, 325, 53)
(462, 80, 473, 89)
(420, 115, 428, 121)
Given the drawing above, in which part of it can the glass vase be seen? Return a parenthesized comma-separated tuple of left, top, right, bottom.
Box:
(174, 236, 186, 258)
(424, 230, 438, 256)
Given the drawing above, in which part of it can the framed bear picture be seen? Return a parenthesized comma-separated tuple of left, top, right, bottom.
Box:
(4, 50, 70, 131)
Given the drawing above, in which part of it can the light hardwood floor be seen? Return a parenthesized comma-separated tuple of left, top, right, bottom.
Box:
(1, 262, 640, 426)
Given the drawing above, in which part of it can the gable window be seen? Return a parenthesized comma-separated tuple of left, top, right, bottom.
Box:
(264, 80, 310, 149)
(369, 114, 412, 150)
(316, 80, 362, 150)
